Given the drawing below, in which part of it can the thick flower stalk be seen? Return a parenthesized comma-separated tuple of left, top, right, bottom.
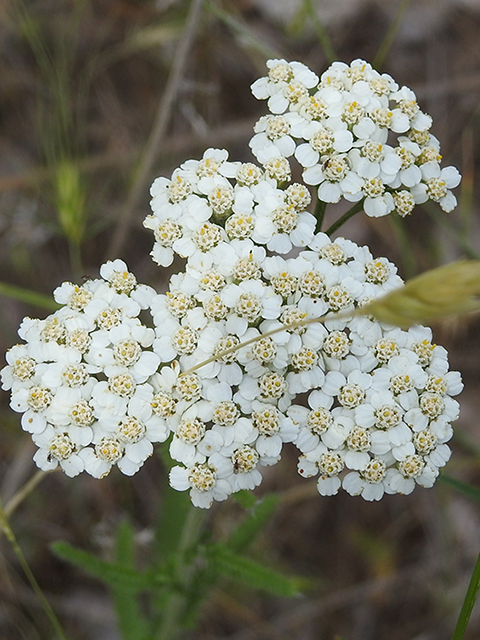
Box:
(1, 58, 466, 508)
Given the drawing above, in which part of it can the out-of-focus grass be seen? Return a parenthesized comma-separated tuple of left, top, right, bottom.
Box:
(1, 1, 480, 639)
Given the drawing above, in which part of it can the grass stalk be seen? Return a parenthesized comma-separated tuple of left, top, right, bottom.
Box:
(373, 0, 413, 70)
(4, 470, 49, 519)
(179, 308, 353, 378)
(106, 0, 206, 260)
(0, 496, 68, 640)
(68, 239, 84, 284)
(301, 0, 337, 63)
(207, 1, 283, 60)
(451, 551, 480, 640)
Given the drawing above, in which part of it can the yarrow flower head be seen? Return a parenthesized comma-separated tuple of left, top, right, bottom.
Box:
(2, 261, 168, 478)
(249, 58, 461, 217)
(2, 58, 467, 510)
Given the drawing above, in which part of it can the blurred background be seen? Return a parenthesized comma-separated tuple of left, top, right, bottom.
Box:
(1, 0, 480, 638)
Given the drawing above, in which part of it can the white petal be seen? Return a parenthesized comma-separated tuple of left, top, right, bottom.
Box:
(442, 166, 461, 188)
(439, 192, 457, 212)
(295, 144, 319, 168)
(268, 93, 289, 114)
(169, 466, 190, 491)
(333, 130, 354, 152)
(302, 165, 323, 186)
(318, 181, 342, 203)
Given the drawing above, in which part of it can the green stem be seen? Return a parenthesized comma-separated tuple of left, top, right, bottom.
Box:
(0, 497, 68, 640)
(0, 282, 60, 310)
(4, 470, 49, 519)
(452, 551, 480, 640)
(373, 0, 413, 70)
(155, 506, 207, 640)
(207, 1, 282, 59)
(302, 0, 337, 64)
(324, 200, 365, 236)
(314, 198, 327, 233)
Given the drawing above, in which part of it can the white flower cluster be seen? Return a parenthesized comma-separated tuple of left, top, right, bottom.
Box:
(143, 225, 462, 505)
(2, 261, 168, 478)
(2, 59, 464, 507)
(291, 321, 462, 500)
(250, 59, 461, 216)
(143, 147, 317, 265)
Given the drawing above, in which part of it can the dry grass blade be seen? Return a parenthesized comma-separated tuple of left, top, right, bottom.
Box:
(106, 0, 206, 260)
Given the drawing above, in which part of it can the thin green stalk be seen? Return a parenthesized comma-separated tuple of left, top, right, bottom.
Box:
(314, 198, 327, 233)
(4, 470, 49, 519)
(0, 497, 68, 640)
(373, 0, 413, 70)
(16, 1, 90, 254)
(439, 474, 480, 505)
(325, 200, 364, 236)
(207, 1, 283, 60)
(180, 259, 480, 377)
(0, 282, 59, 310)
(155, 506, 207, 640)
(451, 551, 480, 640)
(301, 0, 337, 63)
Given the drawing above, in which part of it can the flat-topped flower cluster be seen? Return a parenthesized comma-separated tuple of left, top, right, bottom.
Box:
(250, 58, 460, 216)
(3, 262, 165, 478)
(1, 59, 463, 507)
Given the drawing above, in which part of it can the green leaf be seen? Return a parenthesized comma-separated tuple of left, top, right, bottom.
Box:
(208, 545, 302, 597)
(227, 494, 280, 553)
(51, 540, 156, 591)
(111, 521, 151, 640)
(439, 474, 480, 503)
